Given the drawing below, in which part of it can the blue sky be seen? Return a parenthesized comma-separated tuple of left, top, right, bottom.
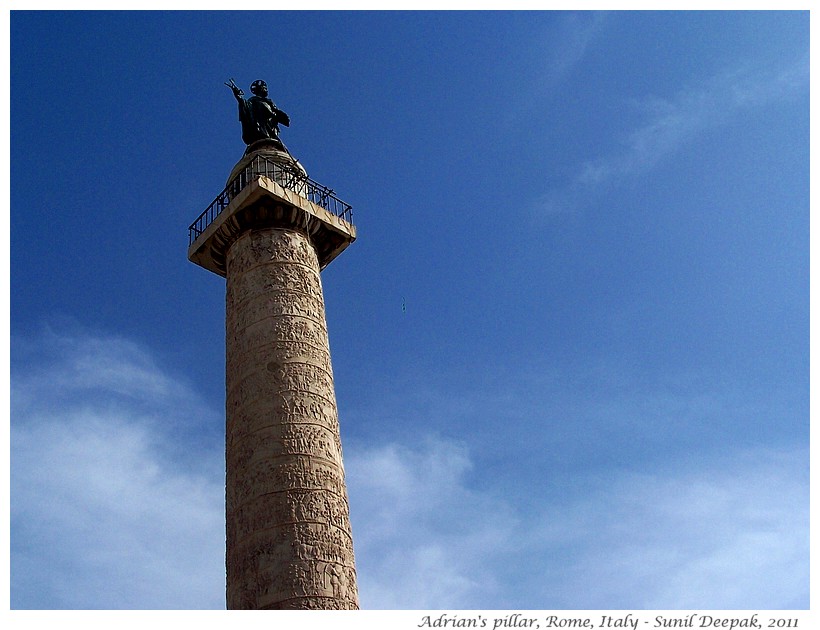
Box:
(10, 11, 809, 610)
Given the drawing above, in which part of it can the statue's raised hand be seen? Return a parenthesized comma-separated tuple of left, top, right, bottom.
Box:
(225, 78, 244, 99)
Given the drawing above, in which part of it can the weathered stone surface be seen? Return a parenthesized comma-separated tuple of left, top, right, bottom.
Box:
(225, 227, 358, 610)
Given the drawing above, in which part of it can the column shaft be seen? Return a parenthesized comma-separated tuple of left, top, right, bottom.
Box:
(224, 226, 358, 610)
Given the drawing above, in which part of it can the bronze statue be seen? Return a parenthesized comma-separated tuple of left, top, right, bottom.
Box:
(226, 78, 290, 148)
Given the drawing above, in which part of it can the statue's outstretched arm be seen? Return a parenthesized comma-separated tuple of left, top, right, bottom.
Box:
(224, 79, 244, 102)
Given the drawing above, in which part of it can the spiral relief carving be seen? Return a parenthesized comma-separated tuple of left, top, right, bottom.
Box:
(225, 227, 358, 610)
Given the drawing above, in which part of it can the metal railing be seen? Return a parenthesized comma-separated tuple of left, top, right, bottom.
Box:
(188, 154, 353, 246)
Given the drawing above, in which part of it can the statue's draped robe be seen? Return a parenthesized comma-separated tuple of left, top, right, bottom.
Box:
(238, 96, 290, 145)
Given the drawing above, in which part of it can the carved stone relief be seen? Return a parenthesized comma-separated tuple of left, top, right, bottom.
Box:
(224, 227, 358, 610)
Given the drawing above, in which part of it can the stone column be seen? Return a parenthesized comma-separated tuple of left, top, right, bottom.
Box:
(188, 144, 358, 609)
(224, 226, 358, 610)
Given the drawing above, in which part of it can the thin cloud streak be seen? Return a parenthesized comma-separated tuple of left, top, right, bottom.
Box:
(545, 12, 609, 88)
(533, 57, 809, 219)
(578, 58, 809, 186)
(12, 329, 186, 408)
(505, 12, 608, 129)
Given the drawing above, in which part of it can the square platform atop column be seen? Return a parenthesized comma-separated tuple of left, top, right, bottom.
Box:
(188, 174, 357, 277)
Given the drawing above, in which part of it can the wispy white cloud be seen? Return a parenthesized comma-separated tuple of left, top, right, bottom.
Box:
(12, 329, 188, 409)
(11, 331, 808, 610)
(346, 436, 808, 610)
(544, 12, 609, 88)
(525, 446, 809, 609)
(532, 56, 808, 219)
(578, 60, 808, 185)
(11, 330, 225, 609)
(505, 12, 608, 129)
(346, 437, 518, 609)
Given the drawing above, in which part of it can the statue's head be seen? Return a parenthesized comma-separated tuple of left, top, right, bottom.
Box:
(250, 80, 268, 97)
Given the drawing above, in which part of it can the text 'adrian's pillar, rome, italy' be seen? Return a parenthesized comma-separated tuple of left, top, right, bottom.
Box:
(187, 78, 359, 609)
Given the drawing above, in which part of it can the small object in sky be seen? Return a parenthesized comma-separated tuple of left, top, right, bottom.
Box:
(226, 78, 290, 149)
(402, 297, 406, 313)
